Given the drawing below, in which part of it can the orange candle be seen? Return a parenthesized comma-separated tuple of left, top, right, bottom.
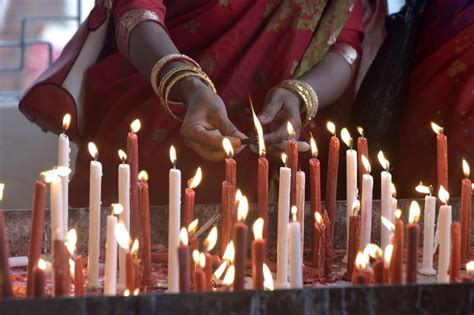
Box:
(450, 222, 461, 283)
(313, 212, 325, 271)
(126, 252, 136, 292)
(286, 122, 298, 206)
(223, 138, 237, 187)
(138, 171, 152, 285)
(221, 181, 233, 255)
(344, 215, 361, 280)
(203, 226, 218, 291)
(74, 255, 85, 296)
(461, 159, 472, 264)
(252, 218, 266, 290)
(406, 201, 421, 283)
(309, 135, 322, 264)
(390, 218, 404, 284)
(431, 122, 448, 191)
(33, 259, 46, 297)
(53, 239, 68, 296)
(127, 119, 141, 242)
(178, 228, 191, 292)
(356, 127, 369, 185)
(323, 210, 332, 274)
(233, 195, 249, 291)
(193, 252, 207, 292)
(325, 122, 339, 240)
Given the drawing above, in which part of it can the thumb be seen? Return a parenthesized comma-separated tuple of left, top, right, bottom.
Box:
(210, 109, 244, 139)
(258, 100, 282, 125)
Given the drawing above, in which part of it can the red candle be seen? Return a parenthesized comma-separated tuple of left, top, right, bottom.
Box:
(128, 119, 141, 242)
(223, 138, 237, 187)
(312, 212, 325, 271)
(258, 157, 269, 240)
(460, 159, 471, 264)
(233, 196, 249, 291)
(406, 201, 421, 283)
(193, 253, 207, 292)
(53, 239, 68, 296)
(26, 180, 46, 296)
(325, 122, 340, 239)
(450, 222, 461, 283)
(0, 210, 12, 298)
(203, 226, 218, 290)
(178, 228, 191, 292)
(33, 259, 46, 297)
(204, 252, 213, 290)
(286, 122, 298, 207)
(184, 188, 195, 228)
(309, 135, 322, 263)
(373, 258, 384, 283)
(252, 218, 266, 290)
(344, 215, 361, 280)
(351, 252, 370, 284)
(390, 219, 404, 284)
(74, 255, 85, 296)
(323, 210, 333, 274)
(221, 181, 233, 255)
(432, 122, 448, 191)
(138, 172, 152, 285)
(356, 128, 369, 186)
(126, 252, 136, 292)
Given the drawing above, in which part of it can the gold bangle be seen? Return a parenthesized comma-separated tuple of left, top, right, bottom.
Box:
(150, 54, 201, 96)
(157, 65, 202, 100)
(163, 71, 217, 121)
(279, 80, 319, 127)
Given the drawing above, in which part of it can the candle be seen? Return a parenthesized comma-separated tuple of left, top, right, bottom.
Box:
(309, 135, 322, 264)
(378, 151, 392, 250)
(450, 222, 461, 283)
(461, 159, 472, 264)
(438, 186, 452, 283)
(356, 127, 369, 185)
(184, 167, 202, 228)
(391, 183, 398, 226)
(276, 154, 291, 288)
(117, 149, 130, 291)
(313, 212, 326, 272)
(168, 145, 181, 292)
(415, 183, 437, 275)
(462, 261, 474, 282)
(50, 176, 64, 244)
(138, 171, 152, 286)
(204, 226, 218, 290)
(323, 210, 332, 275)
(26, 180, 46, 296)
(223, 138, 237, 187)
(383, 244, 393, 283)
(52, 239, 68, 296)
(178, 228, 191, 292)
(221, 181, 233, 255)
(351, 251, 370, 284)
(74, 255, 85, 296)
(365, 244, 384, 284)
(105, 204, 123, 295)
(233, 195, 249, 291)
(65, 228, 77, 295)
(85, 143, 102, 290)
(295, 170, 305, 255)
(58, 114, 71, 238)
(288, 206, 303, 288)
(127, 119, 141, 242)
(390, 210, 404, 284)
(325, 122, 339, 254)
(125, 240, 139, 292)
(360, 155, 373, 249)
(0, 196, 12, 298)
(344, 201, 361, 281)
(286, 122, 298, 206)
(193, 251, 206, 292)
(252, 218, 266, 290)
(406, 201, 421, 283)
(431, 122, 448, 191)
(33, 259, 46, 297)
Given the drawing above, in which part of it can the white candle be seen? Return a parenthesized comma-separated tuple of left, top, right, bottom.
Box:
(420, 195, 436, 275)
(117, 150, 130, 291)
(58, 132, 70, 238)
(378, 151, 392, 251)
(8, 256, 28, 268)
(168, 146, 181, 293)
(341, 129, 357, 256)
(295, 170, 305, 256)
(276, 155, 291, 289)
(50, 177, 64, 242)
(360, 173, 373, 248)
(288, 206, 302, 288)
(87, 155, 102, 289)
(104, 214, 118, 295)
(391, 196, 398, 224)
(437, 186, 451, 283)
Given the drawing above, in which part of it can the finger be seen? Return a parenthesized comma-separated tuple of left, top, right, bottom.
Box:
(182, 124, 223, 149)
(208, 109, 245, 140)
(183, 137, 227, 162)
(258, 99, 283, 125)
(264, 124, 290, 144)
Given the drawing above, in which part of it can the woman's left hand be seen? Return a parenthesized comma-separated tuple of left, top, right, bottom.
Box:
(258, 87, 302, 145)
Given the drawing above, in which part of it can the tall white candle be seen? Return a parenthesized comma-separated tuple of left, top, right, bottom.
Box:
(391, 196, 398, 224)
(361, 173, 373, 248)
(50, 176, 64, 243)
(86, 147, 102, 289)
(276, 155, 291, 289)
(104, 214, 118, 295)
(420, 194, 436, 275)
(117, 150, 130, 291)
(58, 114, 71, 238)
(168, 146, 181, 293)
(341, 128, 357, 256)
(288, 206, 303, 288)
(378, 150, 392, 250)
(295, 170, 305, 255)
(437, 186, 451, 283)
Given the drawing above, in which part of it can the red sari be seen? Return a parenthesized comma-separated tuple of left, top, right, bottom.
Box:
(70, 0, 363, 206)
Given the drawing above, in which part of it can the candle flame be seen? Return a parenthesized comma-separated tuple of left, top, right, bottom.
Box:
(340, 127, 352, 148)
(383, 244, 394, 268)
(123, 290, 130, 297)
(169, 146, 177, 165)
(118, 149, 127, 162)
(415, 182, 431, 195)
(309, 133, 318, 157)
(466, 261, 474, 274)
(179, 227, 189, 246)
(115, 222, 131, 250)
(352, 199, 361, 216)
(253, 218, 264, 240)
(222, 241, 235, 263)
(188, 167, 202, 189)
(463, 158, 470, 178)
(65, 229, 77, 256)
(204, 226, 218, 251)
(394, 209, 402, 220)
(62, 114, 71, 131)
(138, 170, 148, 182)
(41, 167, 71, 183)
(111, 203, 124, 215)
(361, 155, 371, 173)
(237, 195, 249, 222)
(431, 122, 443, 135)
(263, 263, 274, 291)
(130, 119, 141, 133)
(250, 98, 266, 156)
(314, 212, 323, 225)
(355, 251, 369, 270)
(291, 205, 298, 222)
(192, 250, 200, 264)
(88, 142, 98, 160)
(409, 201, 421, 224)
(326, 121, 336, 135)
(223, 265, 235, 286)
(363, 244, 382, 259)
(187, 219, 199, 235)
(377, 151, 390, 171)
(69, 258, 75, 277)
(391, 183, 397, 198)
(131, 239, 139, 254)
(438, 185, 449, 204)
(287, 121, 296, 138)
(281, 153, 288, 166)
(199, 252, 206, 269)
(214, 260, 227, 279)
(381, 216, 395, 232)
(356, 126, 364, 137)
(235, 189, 243, 203)
(222, 138, 234, 158)
(133, 288, 140, 296)
(0, 184, 4, 202)
(37, 258, 47, 271)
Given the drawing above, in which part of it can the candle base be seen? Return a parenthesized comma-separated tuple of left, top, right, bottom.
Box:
(418, 268, 437, 276)
(275, 281, 290, 289)
(85, 281, 101, 291)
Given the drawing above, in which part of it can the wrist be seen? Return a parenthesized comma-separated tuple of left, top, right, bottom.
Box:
(170, 76, 210, 104)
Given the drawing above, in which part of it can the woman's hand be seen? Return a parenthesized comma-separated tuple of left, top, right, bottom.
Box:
(178, 78, 246, 161)
(258, 87, 302, 145)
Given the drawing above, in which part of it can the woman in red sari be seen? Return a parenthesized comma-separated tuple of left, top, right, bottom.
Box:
(66, 0, 363, 207)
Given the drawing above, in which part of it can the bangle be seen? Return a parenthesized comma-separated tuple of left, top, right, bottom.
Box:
(157, 65, 202, 100)
(150, 54, 201, 96)
(278, 80, 319, 127)
(330, 43, 358, 67)
(163, 71, 217, 122)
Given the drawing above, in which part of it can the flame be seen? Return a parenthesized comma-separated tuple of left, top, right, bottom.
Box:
(253, 218, 264, 240)
(356, 126, 364, 137)
(291, 205, 298, 222)
(415, 182, 431, 195)
(222, 241, 235, 263)
(223, 265, 235, 286)
(355, 251, 369, 270)
(431, 122, 443, 135)
(62, 114, 71, 131)
(123, 290, 130, 297)
(384, 244, 394, 268)
(138, 170, 148, 182)
(179, 227, 189, 246)
(263, 263, 274, 291)
(118, 149, 127, 162)
(187, 219, 199, 235)
(438, 185, 449, 204)
(361, 155, 371, 173)
(287, 121, 296, 138)
(69, 258, 75, 277)
(352, 200, 361, 216)
(466, 261, 474, 274)
(314, 212, 323, 225)
(222, 138, 234, 158)
(199, 253, 206, 269)
(188, 167, 202, 189)
(41, 167, 71, 183)
(130, 119, 141, 133)
(0, 183, 4, 202)
(281, 153, 288, 166)
(340, 128, 352, 148)
(377, 151, 390, 171)
(250, 99, 266, 156)
(214, 260, 227, 279)
(463, 159, 470, 178)
(364, 244, 383, 259)
(237, 195, 249, 221)
(381, 216, 395, 232)
(235, 189, 243, 203)
(133, 288, 140, 296)
(391, 183, 397, 198)
(111, 203, 124, 215)
(409, 201, 421, 224)
(87, 142, 98, 160)
(193, 250, 200, 264)
(37, 258, 47, 271)
(115, 222, 131, 250)
(131, 239, 139, 254)
(169, 146, 177, 165)
(326, 121, 336, 135)
(309, 134, 318, 158)
(204, 226, 218, 251)
(65, 229, 77, 256)
(394, 209, 402, 220)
